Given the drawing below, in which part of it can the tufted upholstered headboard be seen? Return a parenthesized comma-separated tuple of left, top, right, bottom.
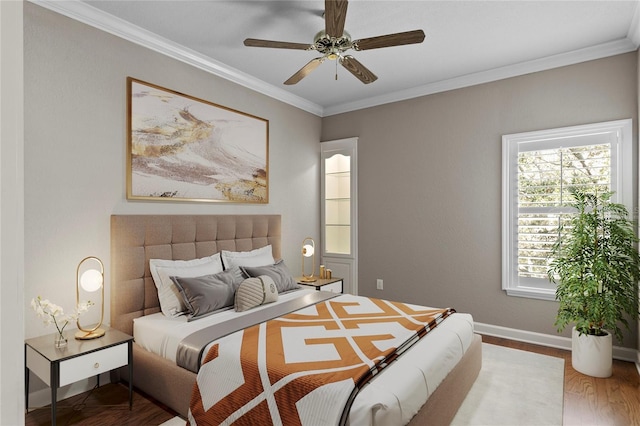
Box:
(110, 215, 281, 336)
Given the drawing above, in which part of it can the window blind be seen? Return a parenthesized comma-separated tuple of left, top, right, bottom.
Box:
(516, 144, 611, 280)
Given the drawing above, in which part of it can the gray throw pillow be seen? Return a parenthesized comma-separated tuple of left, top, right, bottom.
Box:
(171, 267, 244, 321)
(240, 260, 300, 293)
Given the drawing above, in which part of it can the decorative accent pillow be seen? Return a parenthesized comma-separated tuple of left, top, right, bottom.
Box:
(221, 245, 274, 269)
(240, 260, 299, 293)
(171, 267, 245, 321)
(149, 253, 224, 317)
(234, 275, 278, 312)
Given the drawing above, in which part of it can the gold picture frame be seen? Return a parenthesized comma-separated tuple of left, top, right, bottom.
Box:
(126, 77, 269, 203)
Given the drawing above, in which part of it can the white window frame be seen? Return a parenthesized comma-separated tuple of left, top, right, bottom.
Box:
(502, 119, 633, 300)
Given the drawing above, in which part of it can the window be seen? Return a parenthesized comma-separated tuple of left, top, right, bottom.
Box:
(502, 120, 632, 300)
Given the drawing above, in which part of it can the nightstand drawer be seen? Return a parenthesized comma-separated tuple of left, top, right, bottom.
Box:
(321, 281, 342, 293)
(59, 343, 128, 386)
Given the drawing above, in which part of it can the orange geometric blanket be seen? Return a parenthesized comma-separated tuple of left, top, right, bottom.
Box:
(187, 294, 455, 426)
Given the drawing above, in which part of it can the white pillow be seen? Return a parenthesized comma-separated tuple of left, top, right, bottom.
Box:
(221, 245, 274, 269)
(149, 253, 224, 317)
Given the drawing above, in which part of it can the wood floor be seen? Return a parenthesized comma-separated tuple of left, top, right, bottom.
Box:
(25, 335, 640, 425)
(24, 383, 177, 426)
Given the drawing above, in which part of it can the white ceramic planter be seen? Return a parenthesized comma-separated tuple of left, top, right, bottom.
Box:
(571, 326, 612, 378)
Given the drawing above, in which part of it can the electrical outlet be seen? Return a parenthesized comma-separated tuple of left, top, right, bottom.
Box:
(376, 279, 383, 290)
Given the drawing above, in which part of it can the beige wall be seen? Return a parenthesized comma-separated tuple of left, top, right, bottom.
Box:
(1, 1, 25, 423)
(24, 3, 322, 339)
(322, 52, 639, 349)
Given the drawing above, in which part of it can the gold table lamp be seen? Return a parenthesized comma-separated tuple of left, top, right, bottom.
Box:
(300, 237, 317, 282)
(75, 256, 105, 339)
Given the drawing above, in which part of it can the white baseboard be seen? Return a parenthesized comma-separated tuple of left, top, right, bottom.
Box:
(475, 322, 638, 363)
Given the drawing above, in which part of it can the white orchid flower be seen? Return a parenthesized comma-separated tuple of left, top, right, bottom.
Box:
(31, 296, 93, 337)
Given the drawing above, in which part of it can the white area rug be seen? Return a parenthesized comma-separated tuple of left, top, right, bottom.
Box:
(160, 343, 565, 426)
(451, 343, 564, 426)
(159, 416, 185, 426)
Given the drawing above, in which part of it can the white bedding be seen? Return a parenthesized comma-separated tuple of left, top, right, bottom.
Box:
(134, 289, 475, 425)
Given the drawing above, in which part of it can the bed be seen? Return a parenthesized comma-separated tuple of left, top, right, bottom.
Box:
(110, 214, 482, 425)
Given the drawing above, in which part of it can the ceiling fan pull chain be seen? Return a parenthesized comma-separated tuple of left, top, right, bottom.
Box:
(335, 59, 338, 80)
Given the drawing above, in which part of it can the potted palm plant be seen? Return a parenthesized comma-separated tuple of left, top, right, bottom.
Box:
(547, 188, 640, 377)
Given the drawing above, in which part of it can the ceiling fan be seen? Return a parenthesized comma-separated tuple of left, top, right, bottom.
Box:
(243, 0, 425, 85)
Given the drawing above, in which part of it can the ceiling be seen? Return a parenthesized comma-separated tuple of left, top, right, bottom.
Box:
(36, 1, 640, 116)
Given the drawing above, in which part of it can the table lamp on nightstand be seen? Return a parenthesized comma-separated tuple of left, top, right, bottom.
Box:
(300, 237, 317, 283)
(75, 256, 105, 340)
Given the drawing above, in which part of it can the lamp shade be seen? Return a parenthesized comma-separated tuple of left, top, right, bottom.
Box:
(80, 269, 103, 292)
(302, 243, 315, 257)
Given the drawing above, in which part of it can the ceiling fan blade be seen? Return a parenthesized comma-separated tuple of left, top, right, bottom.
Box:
(340, 55, 377, 84)
(284, 58, 324, 85)
(244, 38, 312, 50)
(353, 29, 425, 50)
(325, 0, 348, 38)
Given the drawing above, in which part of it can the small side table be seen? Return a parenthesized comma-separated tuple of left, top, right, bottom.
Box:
(25, 326, 133, 426)
(297, 277, 343, 293)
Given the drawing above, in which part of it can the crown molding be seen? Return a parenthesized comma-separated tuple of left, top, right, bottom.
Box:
(30, 0, 640, 118)
(627, 0, 640, 47)
(29, 0, 324, 117)
(324, 38, 638, 116)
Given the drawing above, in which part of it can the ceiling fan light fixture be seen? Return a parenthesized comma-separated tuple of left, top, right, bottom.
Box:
(243, 0, 425, 84)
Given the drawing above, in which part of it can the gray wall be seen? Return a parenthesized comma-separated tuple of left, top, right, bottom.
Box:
(24, 3, 322, 338)
(322, 52, 639, 349)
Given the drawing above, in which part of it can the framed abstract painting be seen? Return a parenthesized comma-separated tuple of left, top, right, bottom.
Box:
(126, 77, 269, 203)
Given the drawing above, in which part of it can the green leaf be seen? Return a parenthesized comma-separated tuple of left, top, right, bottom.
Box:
(548, 187, 640, 343)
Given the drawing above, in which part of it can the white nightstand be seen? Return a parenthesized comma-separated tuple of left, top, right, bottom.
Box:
(297, 277, 343, 293)
(25, 326, 133, 426)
